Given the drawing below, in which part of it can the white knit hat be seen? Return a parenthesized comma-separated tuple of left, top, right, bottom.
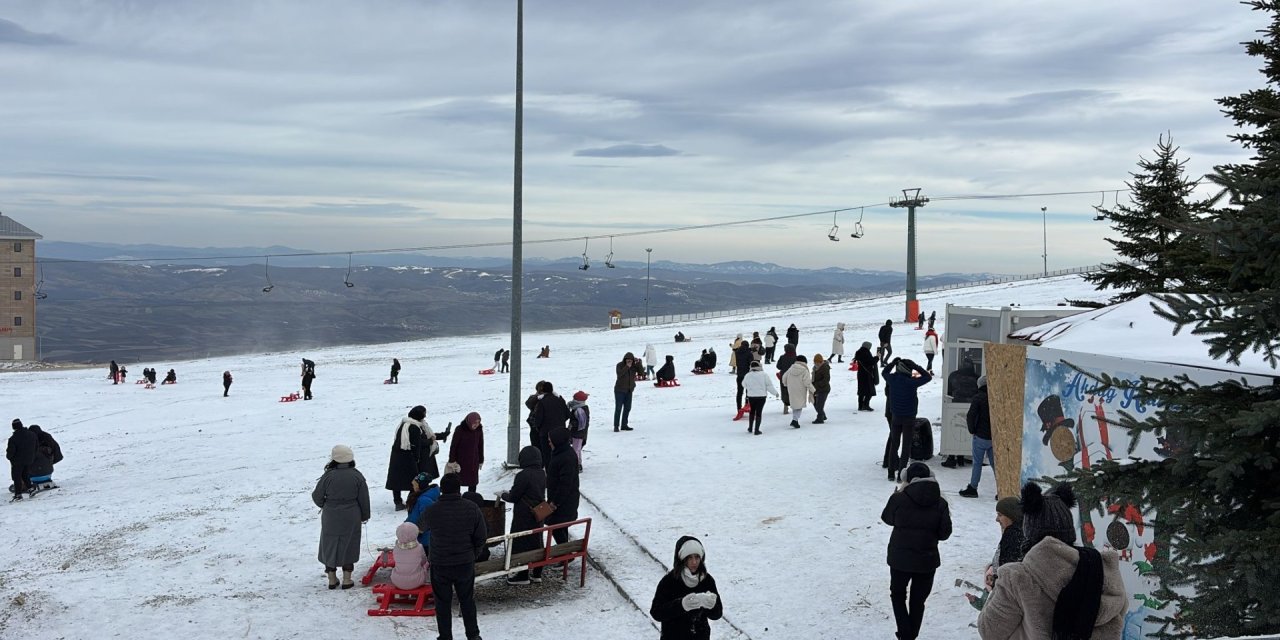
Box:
(330, 444, 354, 464)
(677, 539, 705, 561)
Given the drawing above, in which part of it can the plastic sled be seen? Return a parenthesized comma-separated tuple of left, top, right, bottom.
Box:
(655, 379, 680, 388)
(478, 369, 496, 375)
(368, 583, 436, 617)
(280, 392, 301, 403)
(732, 404, 750, 421)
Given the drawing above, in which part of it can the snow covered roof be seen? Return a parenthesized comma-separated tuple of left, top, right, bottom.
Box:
(0, 213, 42, 240)
(1008, 294, 1278, 377)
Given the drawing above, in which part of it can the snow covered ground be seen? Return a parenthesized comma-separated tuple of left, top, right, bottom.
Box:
(1, 275, 1105, 640)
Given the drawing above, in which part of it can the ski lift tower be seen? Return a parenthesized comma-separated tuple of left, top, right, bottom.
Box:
(889, 188, 928, 323)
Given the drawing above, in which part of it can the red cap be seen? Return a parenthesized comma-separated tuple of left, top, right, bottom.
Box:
(573, 390, 589, 402)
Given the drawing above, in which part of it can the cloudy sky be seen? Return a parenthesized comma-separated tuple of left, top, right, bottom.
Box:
(0, 1, 1264, 272)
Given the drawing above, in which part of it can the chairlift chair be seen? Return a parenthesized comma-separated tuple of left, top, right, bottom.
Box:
(262, 256, 275, 293)
(34, 263, 48, 299)
(827, 212, 840, 242)
(1092, 191, 1107, 221)
(579, 238, 590, 271)
(344, 253, 355, 287)
(605, 237, 616, 268)
(849, 207, 865, 239)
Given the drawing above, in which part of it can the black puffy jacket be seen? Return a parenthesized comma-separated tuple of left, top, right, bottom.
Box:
(420, 494, 487, 566)
(881, 478, 953, 573)
(967, 386, 992, 440)
(501, 447, 547, 555)
(6, 427, 37, 465)
(545, 442, 580, 522)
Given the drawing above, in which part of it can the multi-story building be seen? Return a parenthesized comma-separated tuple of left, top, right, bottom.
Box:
(0, 213, 42, 361)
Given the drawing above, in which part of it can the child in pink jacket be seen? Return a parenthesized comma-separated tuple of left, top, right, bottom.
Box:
(390, 521, 429, 590)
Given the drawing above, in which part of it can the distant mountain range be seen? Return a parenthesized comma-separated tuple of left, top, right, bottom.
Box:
(32, 242, 998, 363)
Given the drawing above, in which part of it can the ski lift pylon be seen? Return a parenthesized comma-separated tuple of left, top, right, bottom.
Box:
(579, 238, 590, 271)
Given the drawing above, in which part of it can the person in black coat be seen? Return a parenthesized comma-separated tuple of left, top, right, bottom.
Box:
(733, 341, 754, 408)
(960, 376, 993, 498)
(881, 462, 953, 640)
(531, 382, 570, 470)
(390, 358, 401, 383)
(500, 350, 510, 373)
(656, 355, 676, 383)
(854, 341, 880, 411)
(649, 535, 723, 640)
(109, 360, 119, 384)
(499, 445, 547, 584)
(775, 343, 797, 414)
(7, 419, 39, 499)
(222, 371, 233, 396)
(878, 320, 894, 360)
(386, 405, 430, 509)
(705, 348, 717, 370)
(544, 427, 580, 544)
(26, 425, 61, 486)
(785, 323, 799, 347)
(300, 359, 315, 399)
(421, 474, 486, 640)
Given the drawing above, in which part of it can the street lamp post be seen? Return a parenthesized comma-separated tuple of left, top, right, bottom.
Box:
(505, 0, 524, 467)
(644, 248, 652, 325)
(1041, 206, 1047, 277)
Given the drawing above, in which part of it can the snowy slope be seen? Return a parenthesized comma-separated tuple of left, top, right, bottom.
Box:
(1, 275, 1106, 640)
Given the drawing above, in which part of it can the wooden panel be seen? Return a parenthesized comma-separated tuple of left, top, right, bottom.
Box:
(985, 342, 1027, 500)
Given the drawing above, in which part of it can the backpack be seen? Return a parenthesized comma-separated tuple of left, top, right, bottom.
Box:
(568, 405, 590, 432)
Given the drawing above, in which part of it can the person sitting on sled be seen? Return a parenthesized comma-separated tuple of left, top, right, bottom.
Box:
(656, 355, 676, 384)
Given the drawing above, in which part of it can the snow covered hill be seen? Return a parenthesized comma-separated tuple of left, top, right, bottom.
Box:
(0, 275, 1106, 639)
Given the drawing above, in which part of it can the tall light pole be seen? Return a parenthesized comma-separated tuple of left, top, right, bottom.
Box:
(1040, 206, 1047, 277)
(644, 248, 652, 325)
(505, 0, 524, 467)
(888, 188, 928, 323)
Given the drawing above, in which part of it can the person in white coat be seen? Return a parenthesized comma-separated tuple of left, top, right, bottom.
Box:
(781, 356, 815, 429)
(762, 329, 778, 364)
(644, 344, 658, 379)
(830, 322, 846, 363)
(922, 329, 940, 374)
(741, 361, 779, 435)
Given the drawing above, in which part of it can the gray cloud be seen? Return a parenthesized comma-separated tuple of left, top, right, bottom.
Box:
(574, 144, 680, 158)
(0, 18, 70, 46)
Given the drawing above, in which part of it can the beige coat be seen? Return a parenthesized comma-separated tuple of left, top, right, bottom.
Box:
(781, 362, 815, 410)
(977, 536, 1126, 640)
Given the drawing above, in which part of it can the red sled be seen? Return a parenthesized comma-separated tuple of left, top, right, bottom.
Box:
(362, 549, 394, 585)
(280, 392, 301, 403)
(368, 583, 436, 617)
(849, 362, 859, 372)
(478, 369, 496, 375)
(655, 379, 680, 388)
(732, 404, 751, 421)
(135, 379, 147, 385)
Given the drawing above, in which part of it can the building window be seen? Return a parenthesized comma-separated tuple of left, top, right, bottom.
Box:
(12, 242, 21, 252)
(12, 267, 19, 277)
(12, 291, 20, 301)
(12, 317, 21, 327)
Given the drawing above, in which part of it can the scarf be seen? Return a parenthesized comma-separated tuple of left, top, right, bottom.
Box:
(1053, 546, 1104, 639)
(398, 417, 424, 451)
(680, 568, 703, 588)
(396, 539, 419, 550)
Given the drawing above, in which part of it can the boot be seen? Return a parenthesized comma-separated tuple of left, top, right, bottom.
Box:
(959, 485, 979, 498)
(940, 456, 958, 469)
(326, 570, 338, 590)
(790, 420, 801, 429)
(341, 569, 354, 589)
(783, 406, 790, 415)
(753, 427, 761, 435)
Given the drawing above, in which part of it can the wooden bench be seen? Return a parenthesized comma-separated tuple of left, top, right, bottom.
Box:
(474, 518, 592, 587)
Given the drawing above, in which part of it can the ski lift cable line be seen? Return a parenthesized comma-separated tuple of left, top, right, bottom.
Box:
(24, 187, 1129, 266)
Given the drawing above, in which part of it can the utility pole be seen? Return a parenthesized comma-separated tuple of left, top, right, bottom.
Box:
(888, 188, 928, 323)
(644, 248, 652, 325)
(1040, 206, 1048, 277)
(505, 0, 524, 467)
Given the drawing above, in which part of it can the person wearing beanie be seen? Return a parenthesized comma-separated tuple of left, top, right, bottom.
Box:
(650, 535, 723, 640)
(386, 405, 432, 510)
(854, 341, 880, 412)
(499, 445, 547, 584)
(882, 358, 933, 480)
(656, 354, 677, 383)
(312, 445, 371, 589)
(829, 322, 846, 363)
(810, 354, 831, 424)
(566, 391, 591, 472)
(741, 360, 779, 435)
(786, 323, 800, 347)
(421, 470, 486, 640)
(978, 482, 1125, 639)
(544, 426, 580, 544)
(994, 497, 1025, 570)
(404, 472, 441, 549)
(733, 340, 754, 408)
(775, 343, 797, 414)
(781, 355, 815, 428)
(960, 375, 993, 498)
(390, 521, 430, 590)
(7, 419, 39, 499)
(614, 352, 637, 432)
(880, 462, 952, 640)
(447, 412, 485, 493)
(878, 319, 894, 360)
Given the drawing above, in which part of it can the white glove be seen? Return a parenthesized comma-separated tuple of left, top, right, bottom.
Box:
(697, 592, 718, 609)
(681, 593, 701, 612)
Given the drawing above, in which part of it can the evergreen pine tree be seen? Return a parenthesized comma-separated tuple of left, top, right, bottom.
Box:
(1082, 135, 1213, 303)
(1066, 3, 1280, 637)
